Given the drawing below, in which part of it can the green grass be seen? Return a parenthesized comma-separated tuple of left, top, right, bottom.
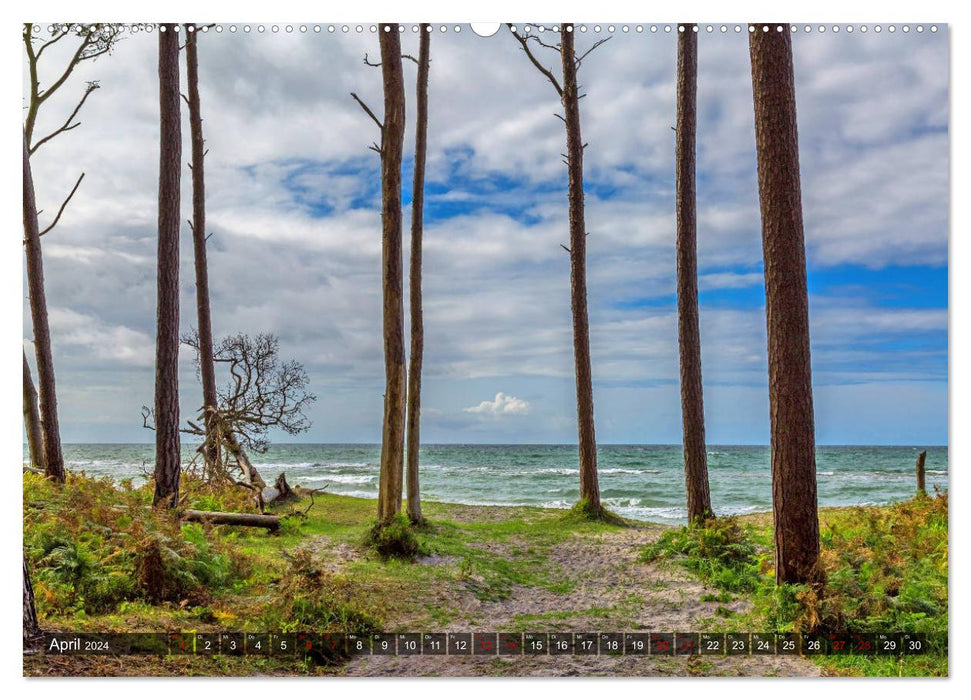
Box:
(24, 472, 947, 677)
(642, 494, 949, 677)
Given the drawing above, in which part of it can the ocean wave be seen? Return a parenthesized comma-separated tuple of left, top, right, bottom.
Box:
(301, 474, 377, 485)
(600, 468, 661, 475)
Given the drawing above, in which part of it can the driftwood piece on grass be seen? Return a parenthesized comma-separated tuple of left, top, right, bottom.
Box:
(262, 472, 296, 505)
(113, 505, 280, 531)
(181, 509, 280, 531)
(916, 450, 927, 497)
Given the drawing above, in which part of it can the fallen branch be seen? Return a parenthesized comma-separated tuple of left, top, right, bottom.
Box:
(182, 509, 280, 531)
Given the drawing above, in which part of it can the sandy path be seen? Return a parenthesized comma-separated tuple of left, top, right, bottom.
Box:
(341, 526, 820, 677)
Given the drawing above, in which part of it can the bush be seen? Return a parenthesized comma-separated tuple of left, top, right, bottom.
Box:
(363, 513, 421, 560)
(263, 547, 380, 645)
(24, 472, 252, 616)
(641, 517, 763, 593)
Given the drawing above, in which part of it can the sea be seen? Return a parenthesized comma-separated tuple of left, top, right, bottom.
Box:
(27, 444, 948, 525)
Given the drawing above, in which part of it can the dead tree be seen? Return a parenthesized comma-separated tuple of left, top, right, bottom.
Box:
(915, 450, 927, 498)
(352, 24, 407, 522)
(179, 332, 316, 491)
(22, 23, 121, 483)
(749, 24, 821, 586)
(153, 24, 183, 508)
(405, 25, 431, 525)
(23, 349, 45, 473)
(23, 134, 64, 483)
(184, 24, 220, 472)
(675, 25, 713, 523)
(509, 24, 608, 516)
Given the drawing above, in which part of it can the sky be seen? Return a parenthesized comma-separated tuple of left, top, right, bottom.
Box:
(22, 23, 948, 446)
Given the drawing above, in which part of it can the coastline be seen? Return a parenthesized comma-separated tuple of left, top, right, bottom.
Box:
(23, 474, 948, 677)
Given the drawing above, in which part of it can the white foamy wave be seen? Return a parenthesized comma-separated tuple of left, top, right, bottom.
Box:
(301, 474, 376, 485)
(539, 500, 572, 510)
(534, 468, 578, 476)
(819, 471, 836, 476)
(600, 468, 661, 475)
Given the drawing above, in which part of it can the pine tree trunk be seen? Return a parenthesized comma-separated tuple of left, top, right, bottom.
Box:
(560, 25, 601, 514)
(676, 25, 712, 524)
(23, 349, 45, 473)
(377, 24, 407, 522)
(153, 25, 183, 508)
(22, 133, 65, 483)
(749, 25, 821, 586)
(24, 556, 41, 646)
(185, 25, 220, 472)
(406, 25, 430, 525)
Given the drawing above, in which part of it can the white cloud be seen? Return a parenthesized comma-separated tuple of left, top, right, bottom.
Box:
(21, 27, 948, 443)
(463, 392, 530, 416)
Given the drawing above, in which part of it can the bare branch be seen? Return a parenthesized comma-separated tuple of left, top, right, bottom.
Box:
(34, 27, 71, 60)
(507, 24, 563, 97)
(525, 31, 561, 52)
(141, 406, 155, 431)
(560, 243, 571, 254)
(363, 53, 382, 67)
(38, 172, 85, 237)
(350, 92, 383, 131)
(401, 53, 419, 65)
(30, 81, 100, 155)
(575, 36, 612, 69)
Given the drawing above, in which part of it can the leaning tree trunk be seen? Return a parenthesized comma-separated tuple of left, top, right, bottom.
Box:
(24, 556, 41, 647)
(406, 25, 430, 525)
(676, 24, 713, 524)
(749, 25, 821, 586)
(23, 133, 64, 483)
(23, 349, 45, 473)
(376, 24, 407, 523)
(185, 24, 220, 472)
(560, 25, 601, 515)
(153, 25, 183, 508)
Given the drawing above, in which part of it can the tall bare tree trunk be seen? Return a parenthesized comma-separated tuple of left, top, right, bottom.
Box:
(153, 25, 182, 508)
(23, 349, 45, 472)
(749, 25, 821, 586)
(185, 24, 220, 472)
(676, 25, 712, 524)
(406, 25, 430, 525)
(560, 25, 601, 515)
(24, 556, 41, 646)
(23, 133, 64, 483)
(377, 24, 407, 522)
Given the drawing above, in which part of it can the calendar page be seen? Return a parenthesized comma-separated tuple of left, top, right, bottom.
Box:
(21, 15, 949, 680)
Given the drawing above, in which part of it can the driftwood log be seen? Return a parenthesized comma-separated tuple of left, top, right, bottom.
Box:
(181, 509, 279, 531)
(113, 505, 281, 531)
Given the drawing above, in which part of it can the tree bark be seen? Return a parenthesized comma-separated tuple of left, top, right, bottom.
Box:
(153, 25, 183, 508)
(377, 24, 407, 522)
(749, 25, 821, 586)
(560, 25, 601, 514)
(676, 25, 713, 524)
(24, 556, 41, 647)
(406, 25, 430, 525)
(23, 349, 45, 473)
(23, 133, 65, 483)
(185, 25, 220, 472)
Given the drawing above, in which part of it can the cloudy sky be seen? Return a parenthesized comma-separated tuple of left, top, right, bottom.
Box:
(23, 23, 948, 446)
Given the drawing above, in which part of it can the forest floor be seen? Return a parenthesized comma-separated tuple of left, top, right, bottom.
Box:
(23, 473, 946, 678)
